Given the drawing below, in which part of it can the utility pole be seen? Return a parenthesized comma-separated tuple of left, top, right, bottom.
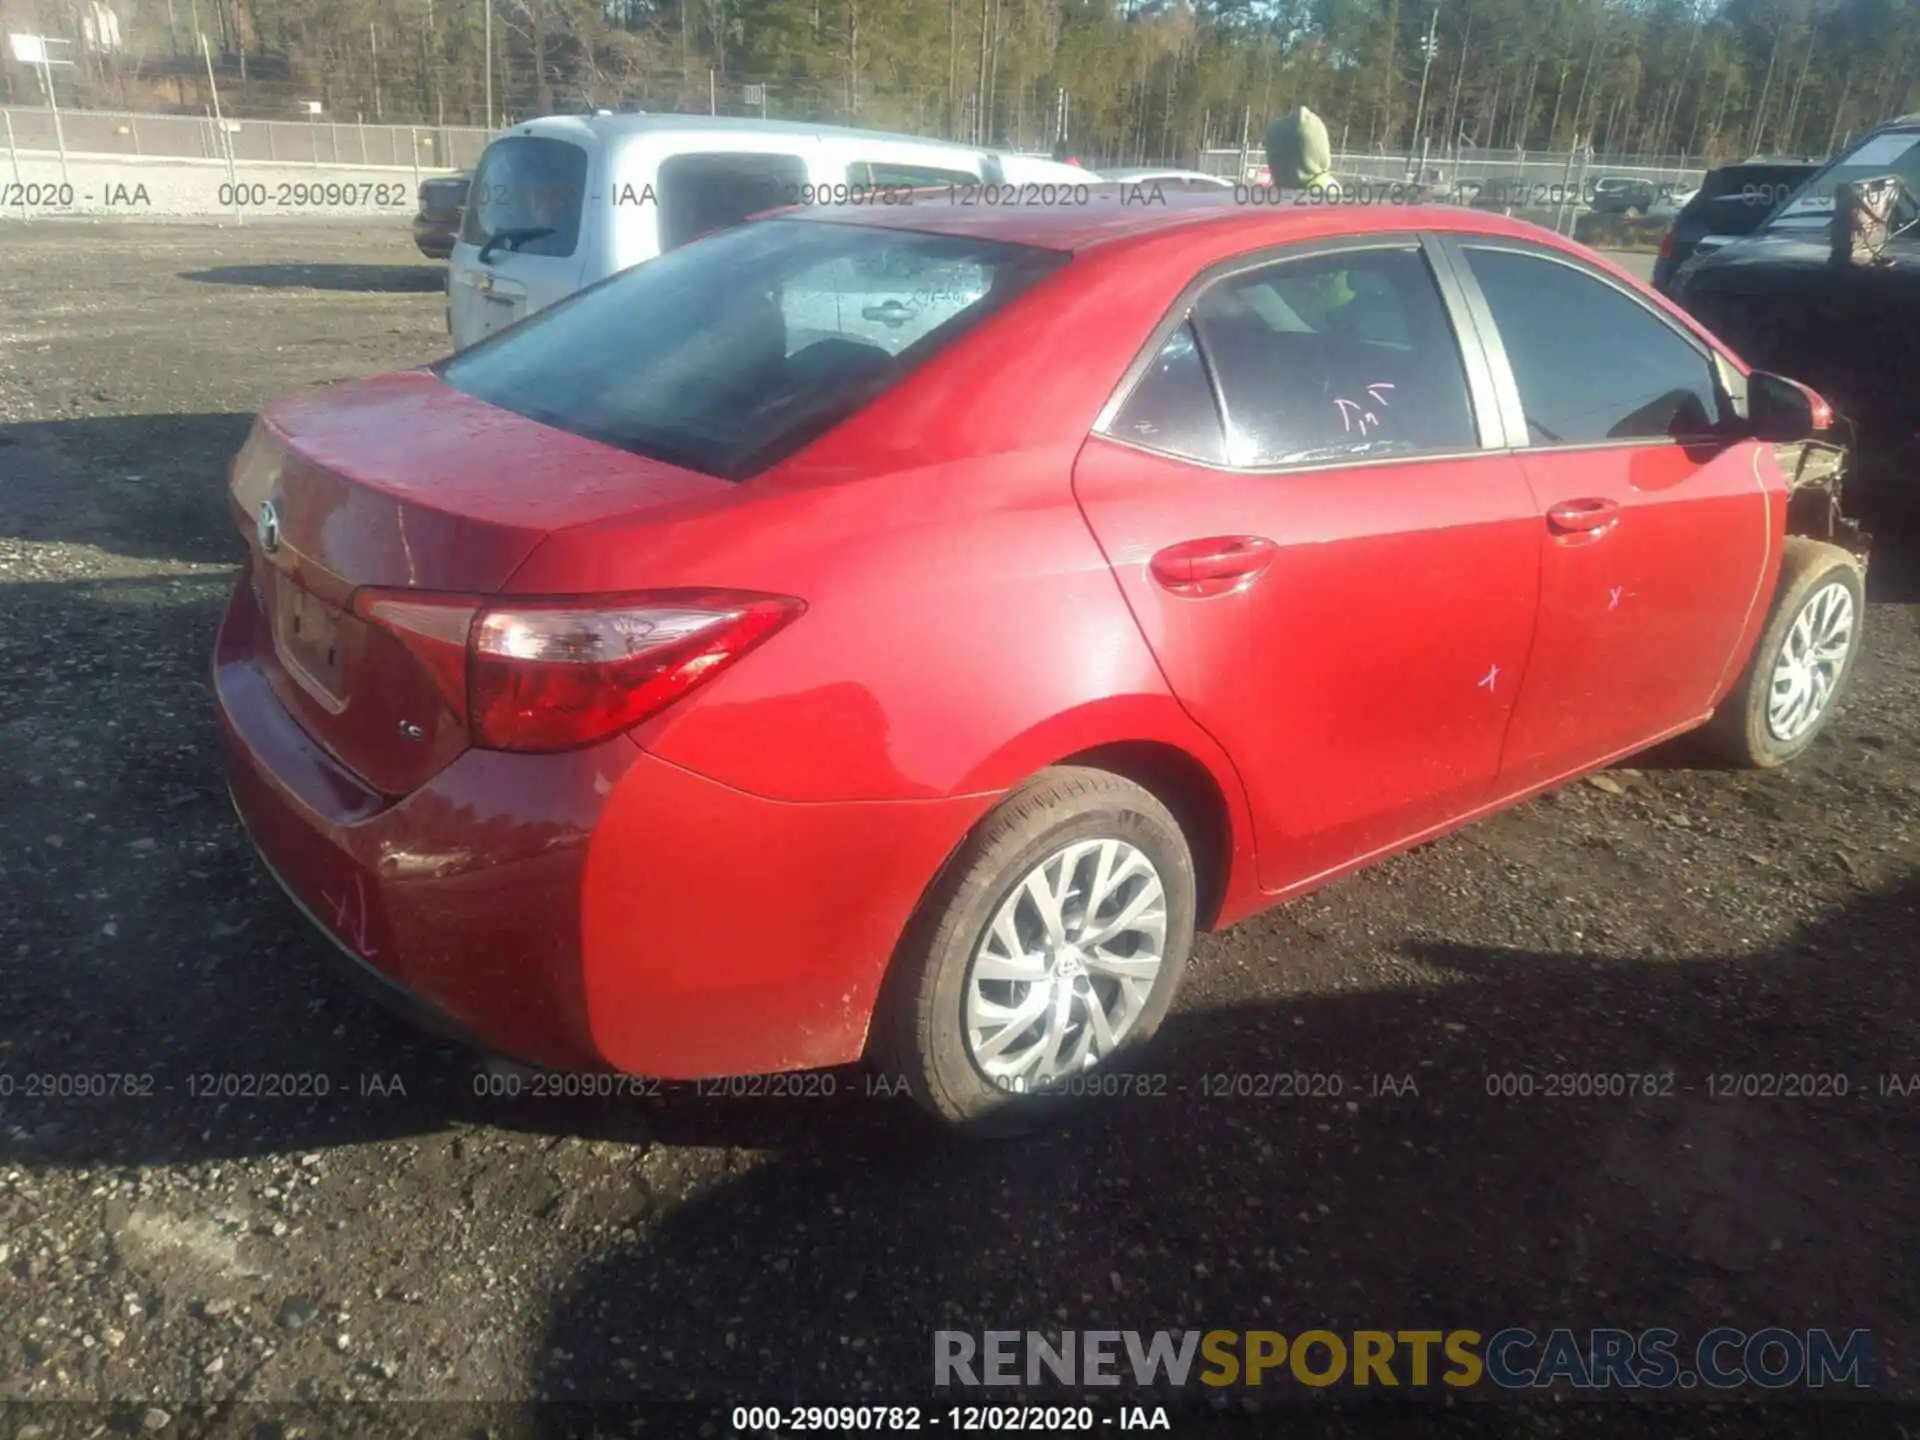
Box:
(1408, 1, 1440, 180)
(483, 0, 494, 129)
(39, 46, 69, 186)
(1442, 7, 1470, 173)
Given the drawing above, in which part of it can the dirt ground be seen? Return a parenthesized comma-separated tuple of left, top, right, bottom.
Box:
(1, 220, 1917, 1434)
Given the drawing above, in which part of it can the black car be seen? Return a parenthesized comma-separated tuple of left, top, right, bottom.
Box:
(1588, 175, 1660, 214)
(412, 170, 471, 261)
(1671, 118, 1920, 509)
(1652, 159, 1822, 294)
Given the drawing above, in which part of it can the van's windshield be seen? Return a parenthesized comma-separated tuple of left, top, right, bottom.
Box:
(459, 136, 589, 257)
(437, 218, 1067, 480)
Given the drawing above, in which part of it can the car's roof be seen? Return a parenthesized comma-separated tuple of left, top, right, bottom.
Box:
(502, 111, 994, 153)
(788, 186, 1569, 254)
(1710, 157, 1820, 172)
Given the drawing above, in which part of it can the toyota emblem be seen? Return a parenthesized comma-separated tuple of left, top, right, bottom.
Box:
(257, 499, 282, 554)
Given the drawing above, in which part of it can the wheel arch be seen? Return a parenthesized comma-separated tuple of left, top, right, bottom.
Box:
(863, 708, 1262, 1070)
(1053, 739, 1238, 932)
(946, 696, 1260, 933)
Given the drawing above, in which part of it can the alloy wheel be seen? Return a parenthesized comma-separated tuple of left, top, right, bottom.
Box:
(963, 838, 1167, 1088)
(1767, 578, 1855, 742)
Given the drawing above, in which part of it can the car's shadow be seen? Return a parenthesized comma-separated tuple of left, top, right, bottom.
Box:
(518, 871, 1920, 1413)
(180, 263, 446, 294)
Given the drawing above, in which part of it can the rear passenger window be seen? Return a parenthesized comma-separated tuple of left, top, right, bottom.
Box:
(1463, 248, 1724, 444)
(656, 152, 810, 251)
(1190, 248, 1478, 467)
(460, 136, 588, 258)
(1111, 323, 1226, 464)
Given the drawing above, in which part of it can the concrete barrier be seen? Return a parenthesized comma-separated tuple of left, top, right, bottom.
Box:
(0, 150, 463, 221)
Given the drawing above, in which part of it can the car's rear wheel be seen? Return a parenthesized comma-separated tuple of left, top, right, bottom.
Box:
(1705, 539, 1866, 767)
(873, 766, 1196, 1134)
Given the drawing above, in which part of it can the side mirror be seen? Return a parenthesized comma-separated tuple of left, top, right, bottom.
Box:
(1747, 370, 1834, 440)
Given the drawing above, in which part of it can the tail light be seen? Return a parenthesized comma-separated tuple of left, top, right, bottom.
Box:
(1658, 231, 1675, 260)
(353, 588, 803, 752)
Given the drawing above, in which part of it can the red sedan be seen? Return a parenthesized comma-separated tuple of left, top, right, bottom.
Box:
(215, 194, 1865, 1129)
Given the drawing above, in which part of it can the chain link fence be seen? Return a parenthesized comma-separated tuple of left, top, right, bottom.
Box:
(2, 104, 489, 173)
(1199, 145, 1708, 194)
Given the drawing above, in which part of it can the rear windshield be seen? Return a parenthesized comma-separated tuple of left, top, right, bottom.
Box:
(1687, 165, 1817, 229)
(437, 218, 1068, 481)
(1698, 165, 1814, 204)
(459, 136, 588, 258)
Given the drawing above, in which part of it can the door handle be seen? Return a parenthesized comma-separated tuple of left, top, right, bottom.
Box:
(1546, 498, 1622, 535)
(1149, 536, 1277, 597)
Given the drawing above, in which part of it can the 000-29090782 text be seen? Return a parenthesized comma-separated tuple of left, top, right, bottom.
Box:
(728, 1404, 1158, 1430)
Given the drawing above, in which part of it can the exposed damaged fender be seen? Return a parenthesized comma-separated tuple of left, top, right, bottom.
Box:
(1775, 438, 1872, 561)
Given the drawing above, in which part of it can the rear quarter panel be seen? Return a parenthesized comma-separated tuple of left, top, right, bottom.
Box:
(509, 446, 1243, 807)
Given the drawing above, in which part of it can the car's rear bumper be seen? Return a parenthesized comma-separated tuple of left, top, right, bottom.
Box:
(213, 576, 991, 1078)
(215, 575, 618, 1070)
(234, 796, 495, 1054)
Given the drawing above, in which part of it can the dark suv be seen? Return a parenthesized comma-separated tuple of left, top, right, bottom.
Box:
(1671, 119, 1920, 510)
(1652, 159, 1821, 294)
(411, 171, 472, 261)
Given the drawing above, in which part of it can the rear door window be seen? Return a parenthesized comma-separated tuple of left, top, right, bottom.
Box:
(656, 152, 810, 251)
(1188, 247, 1479, 467)
(460, 137, 588, 258)
(1110, 323, 1226, 464)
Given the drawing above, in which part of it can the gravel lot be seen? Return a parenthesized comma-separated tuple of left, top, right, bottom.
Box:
(1, 220, 1917, 1431)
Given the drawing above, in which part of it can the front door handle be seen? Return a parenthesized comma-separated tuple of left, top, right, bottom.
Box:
(1546, 498, 1622, 536)
(1149, 535, 1277, 597)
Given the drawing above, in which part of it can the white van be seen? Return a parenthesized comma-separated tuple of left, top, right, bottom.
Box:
(445, 113, 1093, 350)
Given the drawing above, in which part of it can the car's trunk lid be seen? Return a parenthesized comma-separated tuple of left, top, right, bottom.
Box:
(229, 370, 734, 796)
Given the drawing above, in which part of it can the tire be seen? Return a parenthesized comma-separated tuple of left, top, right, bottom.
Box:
(1705, 539, 1866, 767)
(872, 766, 1197, 1135)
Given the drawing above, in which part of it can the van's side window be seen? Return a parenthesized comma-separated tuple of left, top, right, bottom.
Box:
(656, 153, 811, 251)
(853, 161, 981, 191)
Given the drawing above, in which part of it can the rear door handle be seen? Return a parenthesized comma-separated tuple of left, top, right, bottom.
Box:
(1149, 535, 1277, 597)
(1546, 498, 1622, 536)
